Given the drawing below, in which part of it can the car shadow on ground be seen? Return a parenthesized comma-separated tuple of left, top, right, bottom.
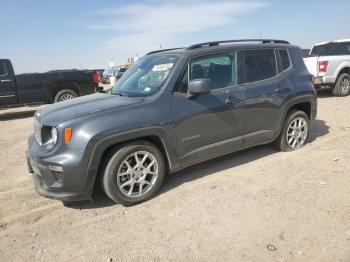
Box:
(65, 119, 330, 210)
(316, 88, 333, 98)
(0, 109, 36, 121)
(309, 119, 330, 142)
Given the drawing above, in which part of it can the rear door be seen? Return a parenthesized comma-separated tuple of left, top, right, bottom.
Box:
(0, 60, 17, 107)
(238, 48, 294, 146)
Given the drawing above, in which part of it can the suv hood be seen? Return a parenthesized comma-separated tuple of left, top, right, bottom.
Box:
(36, 93, 144, 126)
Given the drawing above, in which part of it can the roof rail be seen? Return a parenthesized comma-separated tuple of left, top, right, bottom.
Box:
(146, 48, 184, 55)
(186, 39, 290, 50)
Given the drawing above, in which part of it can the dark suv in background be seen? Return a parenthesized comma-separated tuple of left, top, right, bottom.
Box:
(26, 39, 317, 206)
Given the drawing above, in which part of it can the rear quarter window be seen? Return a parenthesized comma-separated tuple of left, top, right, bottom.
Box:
(279, 49, 291, 71)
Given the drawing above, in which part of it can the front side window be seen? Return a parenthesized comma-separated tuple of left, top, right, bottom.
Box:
(238, 49, 277, 84)
(112, 54, 179, 96)
(176, 53, 237, 93)
(0, 61, 8, 76)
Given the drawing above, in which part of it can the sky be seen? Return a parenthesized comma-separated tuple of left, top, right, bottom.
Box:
(1, 0, 349, 73)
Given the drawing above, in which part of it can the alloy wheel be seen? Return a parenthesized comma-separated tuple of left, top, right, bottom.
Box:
(341, 78, 350, 95)
(59, 93, 75, 101)
(116, 151, 159, 198)
(286, 117, 308, 149)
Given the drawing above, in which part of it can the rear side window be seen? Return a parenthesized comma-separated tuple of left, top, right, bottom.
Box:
(311, 42, 350, 56)
(279, 49, 291, 71)
(238, 49, 277, 84)
(0, 61, 8, 76)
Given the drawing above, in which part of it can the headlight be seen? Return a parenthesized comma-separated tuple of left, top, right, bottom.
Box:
(51, 127, 58, 145)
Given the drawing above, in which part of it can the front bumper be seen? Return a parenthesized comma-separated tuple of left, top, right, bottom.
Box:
(26, 137, 94, 202)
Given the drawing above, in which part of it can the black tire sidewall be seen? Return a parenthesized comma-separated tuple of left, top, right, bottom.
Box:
(102, 141, 165, 206)
(54, 89, 78, 103)
(333, 73, 350, 96)
(277, 110, 310, 151)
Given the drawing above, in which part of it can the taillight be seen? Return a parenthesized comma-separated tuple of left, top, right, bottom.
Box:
(318, 61, 329, 73)
(92, 71, 99, 84)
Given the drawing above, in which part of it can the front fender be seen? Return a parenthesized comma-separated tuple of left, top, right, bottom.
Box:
(82, 126, 180, 192)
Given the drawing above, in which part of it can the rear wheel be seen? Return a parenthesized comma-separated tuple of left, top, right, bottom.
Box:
(273, 110, 310, 151)
(101, 141, 165, 206)
(62, 201, 74, 207)
(54, 89, 78, 103)
(332, 73, 350, 96)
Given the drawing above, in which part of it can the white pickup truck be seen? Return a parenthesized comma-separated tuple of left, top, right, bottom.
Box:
(303, 39, 350, 96)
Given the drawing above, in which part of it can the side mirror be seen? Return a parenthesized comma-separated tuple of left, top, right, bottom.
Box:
(187, 79, 211, 99)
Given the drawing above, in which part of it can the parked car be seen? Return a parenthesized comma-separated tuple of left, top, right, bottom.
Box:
(303, 39, 350, 96)
(26, 39, 317, 206)
(102, 66, 127, 84)
(0, 59, 100, 109)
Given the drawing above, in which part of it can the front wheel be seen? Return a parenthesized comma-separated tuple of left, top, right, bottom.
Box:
(273, 110, 310, 152)
(332, 73, 350, 96)
(101, 141, 165, 206)
(54, 89, 78, 103)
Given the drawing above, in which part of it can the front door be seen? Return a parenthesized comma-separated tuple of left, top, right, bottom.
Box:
(0, 60, 17, 107)
(172, 52, 244, 166)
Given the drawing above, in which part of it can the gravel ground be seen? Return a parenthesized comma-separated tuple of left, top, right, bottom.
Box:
(0, 90, 349, 262)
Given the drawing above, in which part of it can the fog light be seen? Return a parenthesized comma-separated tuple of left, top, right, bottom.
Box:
(49, 165, 63, 173)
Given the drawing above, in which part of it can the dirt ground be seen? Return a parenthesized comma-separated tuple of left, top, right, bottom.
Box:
(0, 90, 349, 262)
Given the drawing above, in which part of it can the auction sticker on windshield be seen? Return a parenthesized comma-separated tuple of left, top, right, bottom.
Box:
(152, 63, 174, 72)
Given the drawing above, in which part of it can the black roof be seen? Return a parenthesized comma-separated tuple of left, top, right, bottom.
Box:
(147, 39, 293, 56)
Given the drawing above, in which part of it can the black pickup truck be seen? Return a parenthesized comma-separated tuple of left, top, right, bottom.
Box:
(0, 59, 100, 109)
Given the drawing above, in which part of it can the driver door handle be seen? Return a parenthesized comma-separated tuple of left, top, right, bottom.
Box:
(1, 79, 12, 83)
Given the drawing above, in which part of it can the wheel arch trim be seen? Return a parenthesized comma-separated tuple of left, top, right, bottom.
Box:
(81, 126, 180, 195)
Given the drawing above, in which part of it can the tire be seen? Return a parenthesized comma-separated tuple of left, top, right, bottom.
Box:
(101, 140, 165, 206)
(62, 201, 74, 207)
(54, 89, 78, 103)
(332, 73, 350, 96)
(273, 110, 310, 152)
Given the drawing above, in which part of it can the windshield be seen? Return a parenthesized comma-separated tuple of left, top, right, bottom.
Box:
(112, 54, 179, 96)
(310, 42, 350, 56)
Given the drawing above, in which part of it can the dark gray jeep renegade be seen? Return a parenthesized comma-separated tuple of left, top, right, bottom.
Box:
(26, 39, 317, 206)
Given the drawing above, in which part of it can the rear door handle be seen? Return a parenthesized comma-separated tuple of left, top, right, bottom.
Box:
(1, 79, 12, 83)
